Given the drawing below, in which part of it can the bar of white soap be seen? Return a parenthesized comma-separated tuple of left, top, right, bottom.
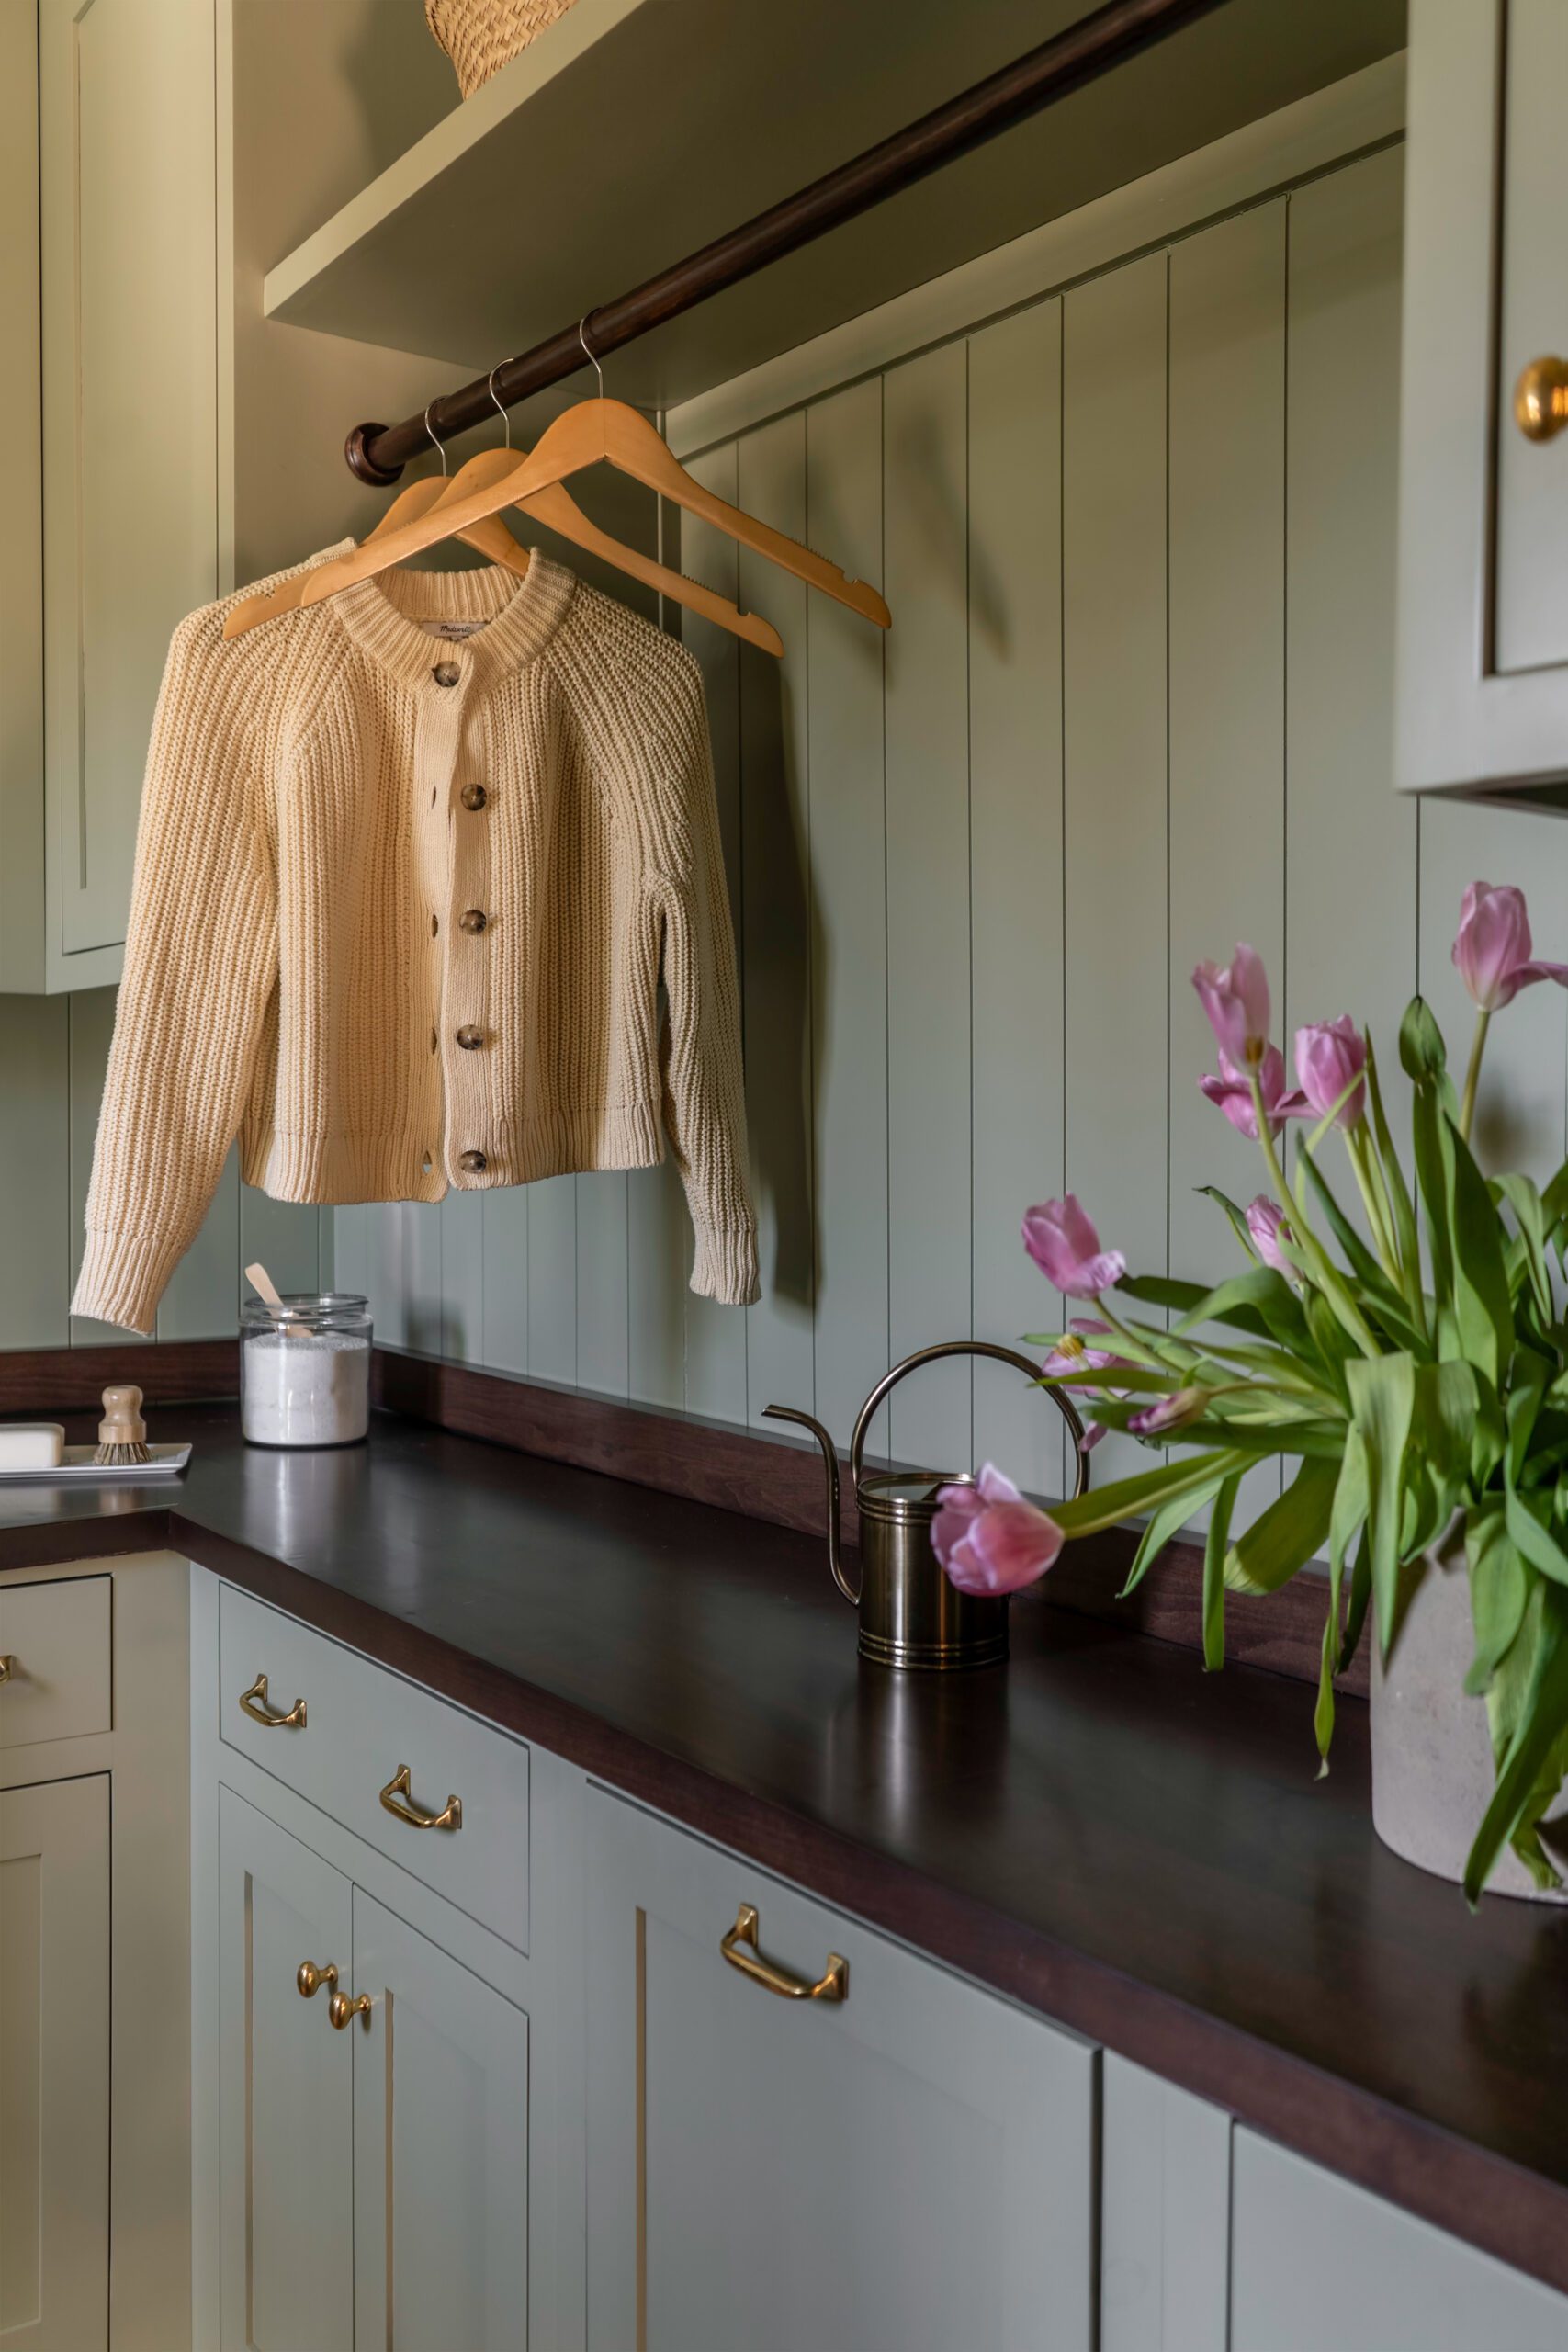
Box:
(0, 1423, 65, 1468)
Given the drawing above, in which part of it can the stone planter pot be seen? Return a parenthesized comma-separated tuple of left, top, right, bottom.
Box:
(1371, 1537, 1568, 1902)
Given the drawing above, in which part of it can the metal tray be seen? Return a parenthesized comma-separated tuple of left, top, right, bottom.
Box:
(0, 1442, 192, 1482)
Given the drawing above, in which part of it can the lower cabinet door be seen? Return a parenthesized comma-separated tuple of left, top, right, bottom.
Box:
(1230, 2128, 1568, 2352)
(218, 1785, 355, 2352)
(584, 1789, 1096, 2352)
(350, 1889, 529, 2352)
(0, 1775, 109, 2352)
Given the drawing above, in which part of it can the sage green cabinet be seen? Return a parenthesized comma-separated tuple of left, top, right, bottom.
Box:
(1397, 0, 1568, 802)
(218, 1785, 355, 2352)
(584, 1787, 1097, 2352)
(0, 1775, 109, 2352)
(214, 1783, 530, 2352)
(0, 0, 218, 992)
(1101, 2055, 1568, 2352)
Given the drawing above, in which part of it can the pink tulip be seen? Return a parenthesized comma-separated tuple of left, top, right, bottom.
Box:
(1128, 1386, 1208, 1438)
(1279, 1016, 1366, 1129)
(1198, 1044, 1290, 1141)
(1452, 882, 1568, 1012)
(1044, 1318, 1126, 1453)
(1022, 1196, 1125, 1299)
(1193, 944, 1271, 1069)
(1246, 1196, 1293, 1275)
(931, 1463, 1064, 1597)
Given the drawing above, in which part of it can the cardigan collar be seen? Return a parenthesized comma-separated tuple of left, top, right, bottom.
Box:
(327, 547, 576, 694)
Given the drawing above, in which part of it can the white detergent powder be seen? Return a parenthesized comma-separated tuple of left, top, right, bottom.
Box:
(242, 1329, 370, 1448)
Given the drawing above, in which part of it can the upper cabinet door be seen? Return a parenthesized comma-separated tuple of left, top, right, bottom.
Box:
(39, 0, 218, 982)
(584, 1789, 1097, 2352)
(349, 1890, 529, 2352)
(217, 1786, 355, 2352)
(1397, 0, 1568, 803)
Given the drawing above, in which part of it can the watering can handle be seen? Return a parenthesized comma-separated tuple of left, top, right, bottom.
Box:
(849, 1341, 1089, 1501)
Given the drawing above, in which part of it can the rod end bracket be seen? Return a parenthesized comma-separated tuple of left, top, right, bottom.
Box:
(344, 422, 403, 486)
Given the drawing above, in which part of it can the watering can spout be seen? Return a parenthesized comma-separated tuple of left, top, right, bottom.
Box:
(762, 1404, 859, 1602)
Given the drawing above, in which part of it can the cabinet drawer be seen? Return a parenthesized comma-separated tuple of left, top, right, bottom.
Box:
(0, 1574, 112, 1747)
(218, 1586, 528, 1954)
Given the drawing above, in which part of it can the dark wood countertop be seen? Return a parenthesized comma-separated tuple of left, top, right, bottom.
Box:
(5, 1400, 1567, 2296)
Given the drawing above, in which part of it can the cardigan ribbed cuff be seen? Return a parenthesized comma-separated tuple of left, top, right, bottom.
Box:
(690, 1215, 760, 1306)
(72, 1227, 182, 1336)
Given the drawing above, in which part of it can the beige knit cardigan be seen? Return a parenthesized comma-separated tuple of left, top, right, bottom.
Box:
(73, 548, 759, 1334)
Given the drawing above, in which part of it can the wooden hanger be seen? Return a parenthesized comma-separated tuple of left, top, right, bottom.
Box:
(299, 398, 891, 630)
(225, 431, 786, 655)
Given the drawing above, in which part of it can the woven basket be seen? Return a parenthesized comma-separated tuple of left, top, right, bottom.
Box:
(425, 0, 581, 98)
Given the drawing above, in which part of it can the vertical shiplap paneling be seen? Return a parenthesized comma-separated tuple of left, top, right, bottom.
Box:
(404, 1202, 445, 1355)
(158, 1149, 238, 1339)
(1062, 253, 1168, 1488)
(441, 1191, 485, 1363)
(480, 1189, 529, 1375)
(0, 992, 70, 1348)
(526, 1179, 578, 1382)
(883, 342, 973, 1472)
(671, 447, 749, 1419)
(68, 987, 145, 1347)
(333, 1204, 369, 1306)
(805, 379, 889, 1450)
(239, 1188, 321, 1305)
(364, 1199, 409, 1350)
(575, 1175, 628, 1396)
(967, 300, 1067, 1499)
(1168, 200, 1288, 1528)
(737, 414, 815, 1430)
(1285, 151, 1413, 1181)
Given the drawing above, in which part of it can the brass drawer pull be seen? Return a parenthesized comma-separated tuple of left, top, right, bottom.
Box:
(239, 1671, 306, 1729)
(296, 1960, 338, 1999)
(1516, 356, 1568, 442)
(328, 1990, 372, 2030)
(379, 1762, 462, 1832)
(0, 1654, 13, 1685)
(720, 1903, 847, 2004)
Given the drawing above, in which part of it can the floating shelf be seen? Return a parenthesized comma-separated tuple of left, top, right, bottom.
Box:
(265, 0, 1404, 421)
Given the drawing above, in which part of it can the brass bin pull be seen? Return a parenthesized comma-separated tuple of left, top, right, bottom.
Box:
(379, 1762, 462, 1832)
(720, 1903, 847, 2004)
(0, 1655, 13, 1686)
(1516, 356, 1568, 442)
(328, 1990, 373, 2030)
(239, 1671, 306, 1729)
(296, 1960, 338, 1999)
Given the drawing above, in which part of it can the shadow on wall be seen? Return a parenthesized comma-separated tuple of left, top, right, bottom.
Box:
(336, 0, 459, 187)
(740, 641, 818, 1311)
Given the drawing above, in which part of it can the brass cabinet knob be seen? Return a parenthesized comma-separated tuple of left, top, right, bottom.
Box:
(296, 1959, 339, 1999)
(719, 1902, 847, 2004)
(328, 1990, 373, 2030)
(239, 1671, 306, 1729)
(379, 1762, 462, 1832)
(0, 1655, 13, 1686)
(1515, 356, 1568, 441)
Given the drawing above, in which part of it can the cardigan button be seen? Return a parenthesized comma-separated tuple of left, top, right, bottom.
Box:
(459, 1150, 488, 1174)
(456, 1025, 485, 1050)
(459, 783, 488, 811)
(433, 661, 460, 687)
(458, 908, 488, 933)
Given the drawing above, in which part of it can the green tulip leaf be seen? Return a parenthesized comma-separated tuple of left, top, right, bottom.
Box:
(1463, 1582, 1568, 1904)
(1224, 1456, 1338, 1594)
(1203, 1473, 1241, 1671)
(1346, 1353, 1416, 1651)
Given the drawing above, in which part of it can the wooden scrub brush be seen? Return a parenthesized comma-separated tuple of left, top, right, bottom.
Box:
(95, 1385, 151, 1466)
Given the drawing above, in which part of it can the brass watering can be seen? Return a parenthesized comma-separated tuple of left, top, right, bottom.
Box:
(765, 1340, 1088, 1671)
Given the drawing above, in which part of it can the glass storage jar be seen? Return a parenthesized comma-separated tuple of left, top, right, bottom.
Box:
(240, 1293, 372, 1449)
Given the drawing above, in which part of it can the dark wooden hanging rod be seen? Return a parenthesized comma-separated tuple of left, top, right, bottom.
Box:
(344, 0, 1229, 484)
